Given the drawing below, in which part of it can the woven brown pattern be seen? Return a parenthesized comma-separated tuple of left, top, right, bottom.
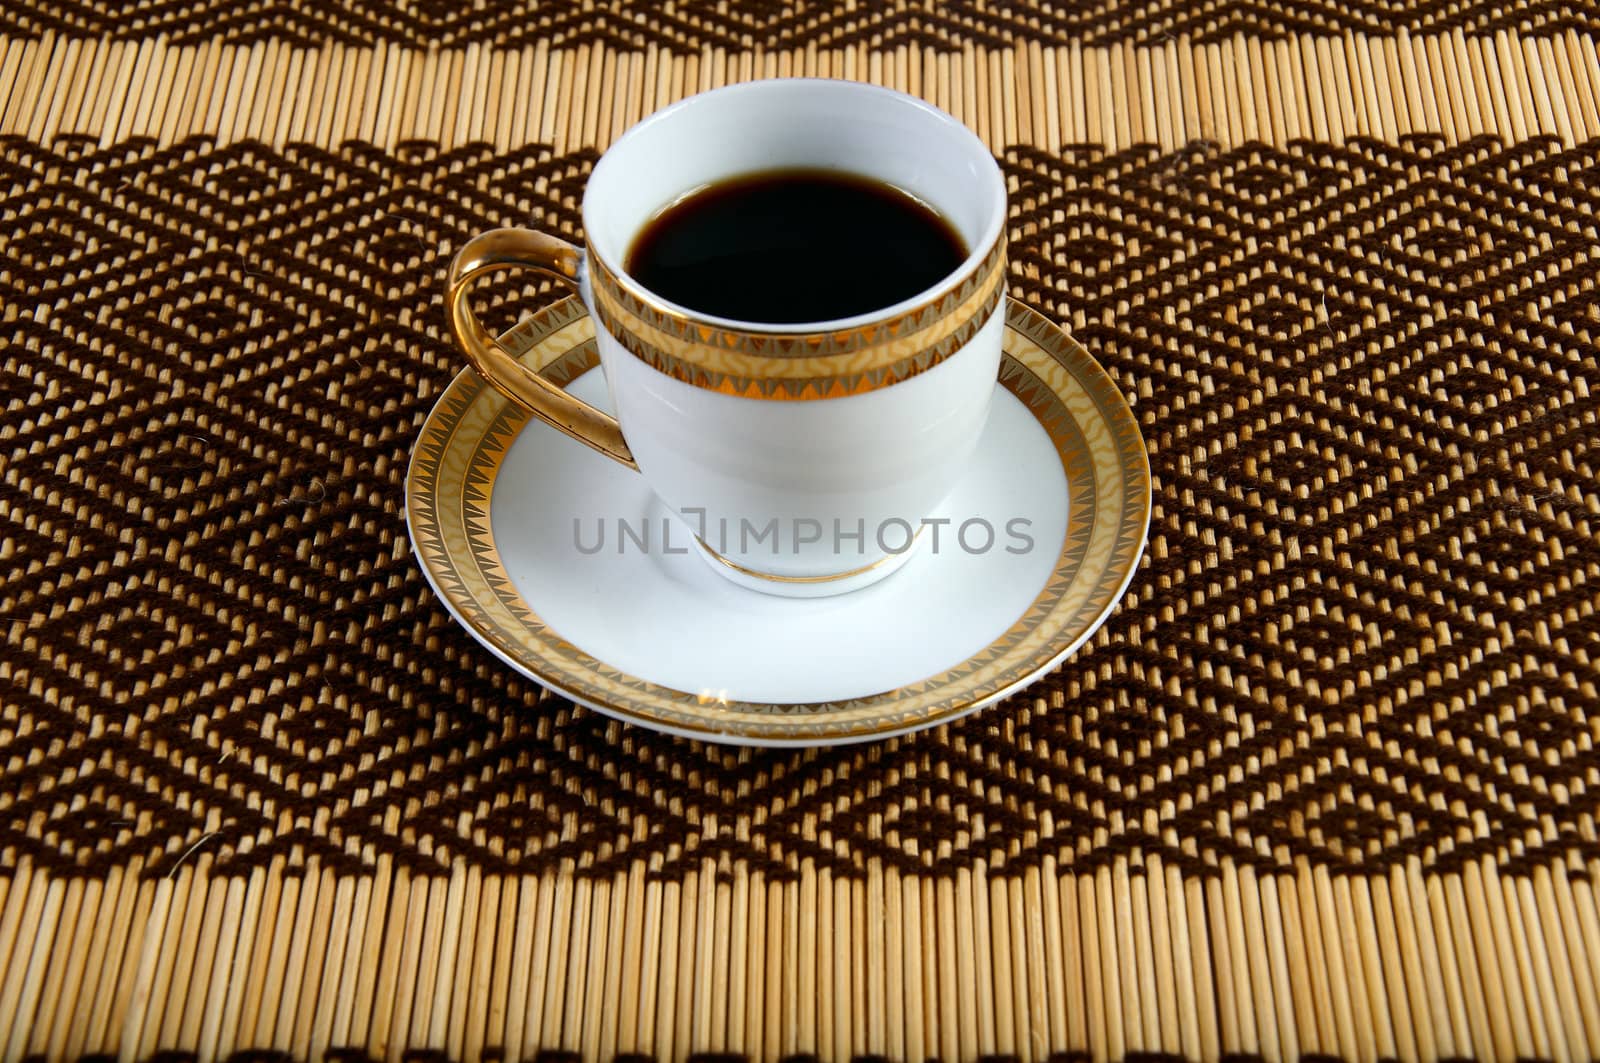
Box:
(4, 131, 1597, 887)
(4, 0, 1599, 50)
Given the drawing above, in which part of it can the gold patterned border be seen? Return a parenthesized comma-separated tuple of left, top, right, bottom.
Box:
(587, 238, 1007, 399)
(407, 296, 1150, 742)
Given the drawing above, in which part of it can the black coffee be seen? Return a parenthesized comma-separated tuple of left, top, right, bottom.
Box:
(625, 169, 968, 324)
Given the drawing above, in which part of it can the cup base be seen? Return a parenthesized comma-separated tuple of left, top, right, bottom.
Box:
(690, 532, 925, 599)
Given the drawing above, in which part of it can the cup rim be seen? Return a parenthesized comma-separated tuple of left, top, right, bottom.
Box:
(583, 78, 1007, 337)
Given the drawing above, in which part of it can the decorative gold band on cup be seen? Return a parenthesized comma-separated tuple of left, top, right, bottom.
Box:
(694, 525, 928, 584)
(588, 238, 1007, 400)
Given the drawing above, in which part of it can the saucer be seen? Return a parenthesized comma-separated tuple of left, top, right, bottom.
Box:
(407, 297, 1150, 746)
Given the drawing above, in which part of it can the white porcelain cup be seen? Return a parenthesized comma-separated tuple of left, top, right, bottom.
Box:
(447, 79, 1007, 597)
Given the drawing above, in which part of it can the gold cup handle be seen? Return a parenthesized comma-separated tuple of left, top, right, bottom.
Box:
(446, 228, 638, 470)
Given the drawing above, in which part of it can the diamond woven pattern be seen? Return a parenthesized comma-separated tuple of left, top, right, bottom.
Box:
(3, 132, 1597, 886)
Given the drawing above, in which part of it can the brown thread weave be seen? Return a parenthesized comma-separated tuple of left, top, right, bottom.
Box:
(2, 1, 1599, 50)
(1, 133, 1598, 887)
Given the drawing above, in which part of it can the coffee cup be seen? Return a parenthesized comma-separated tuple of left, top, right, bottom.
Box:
(447, 78, 1006, 597)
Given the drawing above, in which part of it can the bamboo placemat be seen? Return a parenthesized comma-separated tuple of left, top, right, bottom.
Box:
(2, 3, 1599, 1061)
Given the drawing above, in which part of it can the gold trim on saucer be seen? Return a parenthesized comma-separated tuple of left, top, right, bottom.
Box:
(587, 238, 1006, 399)
(407, 295, 1151, 743)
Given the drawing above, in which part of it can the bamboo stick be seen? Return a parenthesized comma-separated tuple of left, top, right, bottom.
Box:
(0, 36, 1578, 147)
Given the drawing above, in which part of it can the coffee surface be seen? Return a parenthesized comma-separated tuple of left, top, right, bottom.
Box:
(624, 169, 968, 324)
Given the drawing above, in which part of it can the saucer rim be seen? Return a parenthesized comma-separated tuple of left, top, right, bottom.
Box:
(406, 297, 1151, 746)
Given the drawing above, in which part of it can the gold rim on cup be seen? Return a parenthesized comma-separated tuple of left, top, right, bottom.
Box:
(585, 236, 1007, 400)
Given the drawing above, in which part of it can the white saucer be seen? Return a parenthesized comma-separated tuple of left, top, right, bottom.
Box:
(407, 297, 1150, 746)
